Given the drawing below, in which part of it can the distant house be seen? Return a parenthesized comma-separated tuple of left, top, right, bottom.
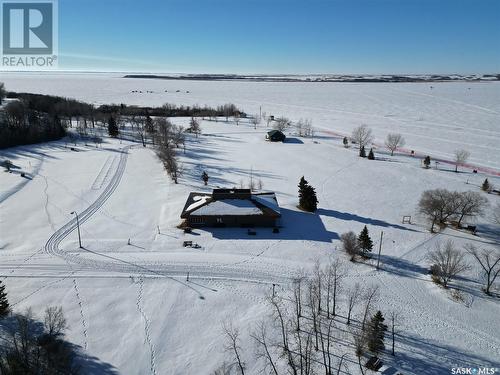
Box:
(266, 130, 286, 142)
(180, 188, 281, 227)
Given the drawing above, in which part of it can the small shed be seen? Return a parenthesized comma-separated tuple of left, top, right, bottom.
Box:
(266, 130, 286, 142)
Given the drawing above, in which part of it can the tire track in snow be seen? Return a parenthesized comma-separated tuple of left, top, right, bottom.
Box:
(136, 276, 157, 375)
(43, 145, 295, 284)
(91, 155, 117, 190)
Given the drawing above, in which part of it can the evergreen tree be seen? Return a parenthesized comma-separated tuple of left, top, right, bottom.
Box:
(367, 311, 387, 354)
(423, 155, 431, 169)
(368, 148, 375, 160)
(298, 176, 318, 212)
(107, 116, 119, 137)
(0, 280, 9, 318)
(482, 178, 490, 192)
(358, 225, 373, 254)
(343, 136, 348, 148)
(359, 145, 366, 158)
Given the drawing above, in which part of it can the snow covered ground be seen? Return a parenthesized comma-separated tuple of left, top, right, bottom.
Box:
(0, 74, 499, 374)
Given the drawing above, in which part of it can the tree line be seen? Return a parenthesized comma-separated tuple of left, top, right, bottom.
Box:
(0, 84, 242, 149)
(0, 280, 79, 374)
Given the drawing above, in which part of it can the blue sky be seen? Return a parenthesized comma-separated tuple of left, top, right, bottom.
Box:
(58, 0, 500, 74)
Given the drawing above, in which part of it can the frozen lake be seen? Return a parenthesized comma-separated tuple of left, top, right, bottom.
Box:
(2, 72, 499, 169)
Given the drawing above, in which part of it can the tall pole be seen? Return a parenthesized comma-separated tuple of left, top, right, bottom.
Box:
(376, 231, 383, 270)
(71, 211, 82, 248)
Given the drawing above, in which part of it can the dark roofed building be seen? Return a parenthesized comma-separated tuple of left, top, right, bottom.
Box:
(181, 189, 280, 227)
(266, 130, 286, 142)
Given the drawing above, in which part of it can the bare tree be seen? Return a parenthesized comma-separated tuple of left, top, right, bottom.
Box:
(303, 119, 312, 137)
(273, 117, 290, 132)
(361, 285, 379, 331)
(131, 115, 147, 146)
(390, 312, 397, 356)
(234, 113, 240, 126)
(44, 306, 67, 338)
(428, 240, 470, 287)
(350, 327, 367, 375)
(418, 189, 461, 232)
(341, 231, 360, 261)
(222, 322, 246, 375)
(493, 203, 500, 225)
(250, 323, 279, 375)
(296, 119, 304, 136)
(454, 149, 470, 173)
(385, 133, 405, 156)
(465, 244, 500, 295)
(351, 125, 373, 149)
(455, 191, 488, 227)
(324, 259, 345, 318)
(346, 283, 360, 325)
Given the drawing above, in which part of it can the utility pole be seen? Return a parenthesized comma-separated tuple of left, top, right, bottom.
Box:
(70, 211, 82, 248)
(259, 105, 262, 120)
(250, 166, 253, 191)
(376, 231, 383, 270)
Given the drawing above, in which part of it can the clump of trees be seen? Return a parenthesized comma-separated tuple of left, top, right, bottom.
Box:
(385, 133, 405, 156)
(0, 99, 66, 149)
(0, 89, 242, 149)
(217, 260, 391, 375)
(0, 307, 78, 374)
(273, 117, 290, 132)
(0, 282, 78, 373)
(296, 118, 313, 137)
(340, 226, 374, 261)
(298, 176, 318, 212)
(154, 118, 185, 183)
(418, 189, 488, 232)
(428, 240, 469, 288)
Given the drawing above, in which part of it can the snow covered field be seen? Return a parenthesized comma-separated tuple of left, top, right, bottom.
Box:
(0, 74, 499, 374)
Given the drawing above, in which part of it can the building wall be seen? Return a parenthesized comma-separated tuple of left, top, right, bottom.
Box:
(188, 215, 276, 227)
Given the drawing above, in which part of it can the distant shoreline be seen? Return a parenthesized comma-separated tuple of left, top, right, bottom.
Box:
(123, 73, 500, 83)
